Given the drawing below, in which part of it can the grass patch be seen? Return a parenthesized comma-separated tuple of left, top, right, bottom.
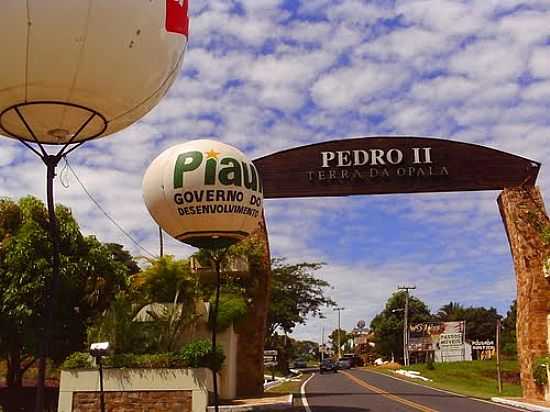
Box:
(373, 359, 522, 399)
(267, 373, 311, 396)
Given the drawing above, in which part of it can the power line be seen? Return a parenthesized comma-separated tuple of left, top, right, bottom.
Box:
(63, 158, 157, 259)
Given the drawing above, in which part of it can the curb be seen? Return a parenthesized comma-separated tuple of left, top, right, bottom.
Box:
(206, 394, 293, 411)
(491, 398, 550, 412)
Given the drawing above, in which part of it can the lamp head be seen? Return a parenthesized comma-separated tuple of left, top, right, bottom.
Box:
(90, 342, 110, 358)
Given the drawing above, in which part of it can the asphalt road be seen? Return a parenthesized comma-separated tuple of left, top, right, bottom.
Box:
(302, 368, 522, 412)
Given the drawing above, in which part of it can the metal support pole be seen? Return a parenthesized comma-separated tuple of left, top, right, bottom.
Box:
(333, 307, 344, 359)
(35, 155, 62, 412)
(403, 290, 409, 366)
(496, 319, 503, 394)
(98, 356, 106, 412)
(398, 285, 416, 367)
(321, 327, 325, 362)
(210, 254, 224, 412)
(159, 226, 164, 257)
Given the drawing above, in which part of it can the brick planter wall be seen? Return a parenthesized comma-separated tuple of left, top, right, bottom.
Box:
(58, 368, 212, 412)
(73, 390, 192, 412)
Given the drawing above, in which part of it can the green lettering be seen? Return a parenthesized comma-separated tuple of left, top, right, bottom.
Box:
(218, 157, 242, 186)
(242, 162, 258, 191)
(205, 158, 217, 185)
(173, 151, 203, 189)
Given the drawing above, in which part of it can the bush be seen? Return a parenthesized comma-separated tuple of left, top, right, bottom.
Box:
(181, 339, 225, 371)
(105, 353, 188, 369)
(426, 358, 435, 370)
(209, 293, 248, 331)
(61, 339, 225, 371)
(61, 352, 93, 369)
(534, 356, 550, 386)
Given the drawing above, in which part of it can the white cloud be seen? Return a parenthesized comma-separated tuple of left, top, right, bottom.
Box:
(2, 1, 549, 344)
(529, 46, 550, 79)
(448, 40, 526, 83)
(311, 63, 405, 110)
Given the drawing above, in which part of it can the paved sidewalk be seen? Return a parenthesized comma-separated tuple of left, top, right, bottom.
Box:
(492, 397, 550, 412)
(207, 394, 293, 411)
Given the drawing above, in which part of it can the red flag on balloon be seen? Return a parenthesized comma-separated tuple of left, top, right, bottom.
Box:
(166, 0, 189, 36)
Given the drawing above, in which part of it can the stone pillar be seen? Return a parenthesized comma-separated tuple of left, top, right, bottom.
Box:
(234, 216, 272, 397)
(498, 186, 550, 400)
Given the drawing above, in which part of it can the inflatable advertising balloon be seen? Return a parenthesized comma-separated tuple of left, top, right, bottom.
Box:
(143, 139, 264, 249)
(0, 0, 189, 144)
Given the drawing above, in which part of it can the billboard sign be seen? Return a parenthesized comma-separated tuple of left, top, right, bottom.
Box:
(408, 321, 465, 353)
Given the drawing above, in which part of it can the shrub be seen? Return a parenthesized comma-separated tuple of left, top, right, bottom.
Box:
(209, 293, 248, 331)
(181, 339, 225, 371)
(534, 356, 550, 386)
(61, 352, 93, 369)
(61, 339, 225, 371)
(426, 358, 435, 370)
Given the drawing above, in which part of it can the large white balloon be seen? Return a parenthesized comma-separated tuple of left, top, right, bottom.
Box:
(0, 0, 189, 144)
(143, 140, 264, 249)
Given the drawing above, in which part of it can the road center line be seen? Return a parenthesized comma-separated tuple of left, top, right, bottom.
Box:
(341, 371, 439, 412)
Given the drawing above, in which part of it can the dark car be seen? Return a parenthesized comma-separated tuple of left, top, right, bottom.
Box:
(337, 358, 352, 369)
(293, 359, 307, 368)
(319, 359, 338, 374)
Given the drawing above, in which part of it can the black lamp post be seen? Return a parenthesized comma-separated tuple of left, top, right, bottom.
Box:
(90, 341, 111, 412)
(0, 102, 107, 412)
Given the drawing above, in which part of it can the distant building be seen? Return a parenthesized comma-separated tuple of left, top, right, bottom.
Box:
(351, 328, 376, 365)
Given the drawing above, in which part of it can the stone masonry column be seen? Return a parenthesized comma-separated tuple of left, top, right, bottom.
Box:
(234, 215, 272, 397)
(498, 186, 550, 400)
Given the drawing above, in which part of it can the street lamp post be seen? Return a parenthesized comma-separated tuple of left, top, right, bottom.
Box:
(333, 307, 345, 359)
(397, 286, 416, 367)
(90, 342, 110, 412)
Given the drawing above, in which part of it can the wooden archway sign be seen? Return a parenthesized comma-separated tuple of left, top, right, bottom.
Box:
(235, 137, 549, 400)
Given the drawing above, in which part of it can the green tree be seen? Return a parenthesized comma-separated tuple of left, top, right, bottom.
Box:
(437, 302, 501, 341)
(436, 302, 466, 321)
(105, 243, 140, 276)
(329, 328, 353, 356)
(370, 291, 432, 363)
(293, 340, 319, 362)
(462, 306, 500, 341)
(135, 255, 196, 304)
(501, 300, 517, 357)
(90, 255, 203, 354)
(0, 196, 130, 387)
(267, 259, 336, 337)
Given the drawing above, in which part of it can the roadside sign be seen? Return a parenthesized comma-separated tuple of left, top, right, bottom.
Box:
(471, 340, 495, 350)
(440, 333, 463, 346)
(264, 349, 278, 366)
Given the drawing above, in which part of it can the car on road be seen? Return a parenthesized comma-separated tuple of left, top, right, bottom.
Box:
(319, 359, 338, 374)
(293, 359, 307, 368)
(337, 358, 352, 369)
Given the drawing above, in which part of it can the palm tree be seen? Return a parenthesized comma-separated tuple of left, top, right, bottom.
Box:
(437, 301, 465, 321)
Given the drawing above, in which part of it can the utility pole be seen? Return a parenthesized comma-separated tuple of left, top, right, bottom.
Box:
(333, 307, 345, 359)
(321, 327, 325, 362)
(496, 318, 503, 394)
(397, 285, 416, 367)
(159, 225, 164, 257)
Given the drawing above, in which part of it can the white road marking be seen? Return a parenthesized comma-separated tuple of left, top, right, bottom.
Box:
(300, 373, 315, 412)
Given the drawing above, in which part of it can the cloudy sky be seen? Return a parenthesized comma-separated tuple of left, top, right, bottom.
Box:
(1, 0, 549, 342)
